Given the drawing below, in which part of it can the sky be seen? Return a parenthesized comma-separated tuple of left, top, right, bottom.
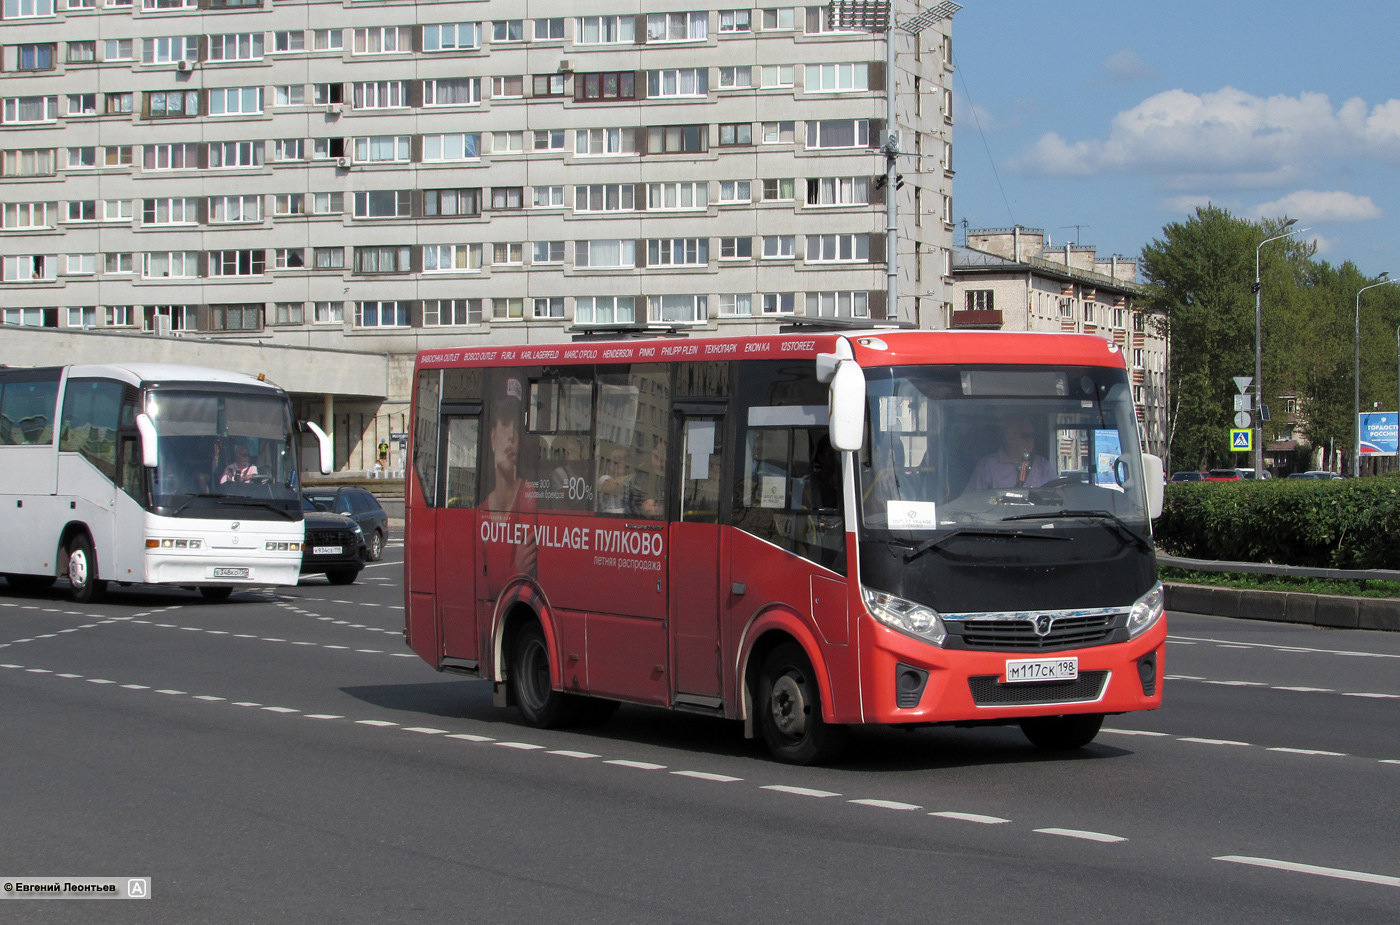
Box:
(949, 1, 1400, 277)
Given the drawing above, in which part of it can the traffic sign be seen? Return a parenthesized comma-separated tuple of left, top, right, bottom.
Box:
(1233, 376, 1253, 394)
(1233, 394, 1252, 411)
(1230, 429, 1253, 451)
(1234, 411, 1252, 428)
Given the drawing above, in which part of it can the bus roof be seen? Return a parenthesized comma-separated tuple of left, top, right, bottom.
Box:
(414, 330, 1128, 371)
(63, 363, 285, 391)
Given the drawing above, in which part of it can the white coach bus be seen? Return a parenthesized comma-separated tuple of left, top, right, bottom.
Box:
(0, 363, 331, 602)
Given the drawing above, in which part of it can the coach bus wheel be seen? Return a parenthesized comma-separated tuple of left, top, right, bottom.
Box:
(66, 535, 106, 604)
(200, 587, 233, 602)
(511, 624, 580, 728)
(757, 643, 848, 765)
(1019, 714, 1104, 750)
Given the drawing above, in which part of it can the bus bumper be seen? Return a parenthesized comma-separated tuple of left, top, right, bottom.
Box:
(858, 614, 1167, 725)
(144, 552, 302, 587)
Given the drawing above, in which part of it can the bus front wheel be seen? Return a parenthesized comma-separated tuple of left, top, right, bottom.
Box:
(757, 643, 848, 766)
(1019, 713, 1104, 750)
(511, 624, 580, 728)
(66, 535, 106, 604)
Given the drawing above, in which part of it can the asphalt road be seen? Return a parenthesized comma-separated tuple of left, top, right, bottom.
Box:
(2, 541, 1397, 923)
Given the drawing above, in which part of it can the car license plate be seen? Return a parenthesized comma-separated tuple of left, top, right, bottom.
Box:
(312, 546, 342, 556)
(212, 567, 249, 579)
(1005, 657, 1078, 683)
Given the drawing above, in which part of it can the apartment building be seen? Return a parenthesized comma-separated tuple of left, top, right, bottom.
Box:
(0, 0, 956, 468)
(951, 226, 1168, 458)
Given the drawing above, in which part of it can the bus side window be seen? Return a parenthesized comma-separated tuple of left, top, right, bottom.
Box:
(119, 437, 146, 503)
(734, 425, 845, 574)
(529, 372, 595, 513)
(0, 375, 60, 446)
(443, 416, 479, 508)
(59, 379, 125, 480)
(594, 365, 669, 518)
(413, 370, 441, 507)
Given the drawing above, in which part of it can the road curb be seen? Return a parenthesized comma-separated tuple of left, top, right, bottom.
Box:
(1164, 584, 1400, 632)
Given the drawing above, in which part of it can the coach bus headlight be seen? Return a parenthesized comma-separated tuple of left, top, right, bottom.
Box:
(1127, 582, 1165, 638)
(861, 586, 947, 646)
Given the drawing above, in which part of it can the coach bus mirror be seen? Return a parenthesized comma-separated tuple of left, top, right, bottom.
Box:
(135, 413, 159, 468)
(302, 420, 334, 475)
(829, 360, 866, 452)
(1141, 453, 1165, 519)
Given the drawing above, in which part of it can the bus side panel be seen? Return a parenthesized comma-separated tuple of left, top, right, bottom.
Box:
(0, 445, 59, 574)
(587, 613, 668, 705)
(405, 504, 441, 666)
(539, 514, 668, 622)
(437, 507, 478, 659)
(57, 454, 120, 581)
(726, 530, 861, 724)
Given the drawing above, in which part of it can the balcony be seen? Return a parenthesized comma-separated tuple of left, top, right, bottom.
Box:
(950, 309, 1002, 329)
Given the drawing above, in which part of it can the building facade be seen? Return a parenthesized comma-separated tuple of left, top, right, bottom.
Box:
(951, 226, 1168, 459)
(0, 0, 957, 469)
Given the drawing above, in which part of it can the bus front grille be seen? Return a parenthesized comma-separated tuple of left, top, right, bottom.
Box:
(957, 614, 1117, 650)
(968, 671, 1109, 707)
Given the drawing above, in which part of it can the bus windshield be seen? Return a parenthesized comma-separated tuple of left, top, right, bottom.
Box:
(857, 364, 1153, 613)
(146, 389, 299, 518)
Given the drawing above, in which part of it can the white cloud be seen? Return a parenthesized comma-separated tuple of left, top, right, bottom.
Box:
(1010, 87, 1400, 185)
(1161, 194, 1228, 215)
(1250, 190, 1381, 223)
(1306, 234, 1335, 255)
(1100, 49, 1157, 84)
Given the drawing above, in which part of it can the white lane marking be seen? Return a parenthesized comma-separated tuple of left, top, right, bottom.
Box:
(305, 714, 343, 720)
(391, 653, 417, 657)
(355, 649, 383, 654)
(57, 629, 78, 634)
(403, 726, 448, 734)
(232, 702, 261, 707)
(1214, 855, 1400, 888)
(262, 638, 286, 643)
(1102, 728, 1170, 737)
(194, 696, 226, 701)
(446, 733, 493, 742)
(355, 720, 398, 727)
(25, 668, 52, 673)
(496, 741, 545, 750)
(324, 645, 348, 650)
(12, 639, 34, 643)
(206, 631, 228, 635)
(234, 634, 257, 638)
(671, 770, 740, 782)
(121, 684, 149, 690)
(154, 624, 177, 628)
(1341, 692, 1400, 699)
(1381, 759, 1400, 765)
(87, 679, 115, 684)
(1036, 828, 1126, 843)
(1274, 686, 1334, 692)
(262, 706, 299, 713)
(850, 799, 921, 810)
(1268, 747, 1347, 756)
(1217, 644, 1252, 649)
(1201, 680, 1268, 687)
(762, 785, 839, 798)
(1169, 634, 1400, 660)
(930, 811, 1010, 824)
(155, 690, 185, 695)
(291, 641, 317, 646)
(606, 759, 666, 770)
(1166, 674, 1206, 680)
(1179, 737, 1251, 747)
(34, 634, 56, 638)
(0, 664, 21, 669)
(56, 673, 81, 678)
(180, 627, 201, 632)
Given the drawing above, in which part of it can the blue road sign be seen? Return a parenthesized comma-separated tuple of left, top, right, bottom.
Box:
(1230, 429, 1253, 451)
(1359, 413, 1398, 457)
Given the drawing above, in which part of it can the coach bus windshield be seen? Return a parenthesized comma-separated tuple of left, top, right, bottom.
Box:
(856, 364, 1154, 614)
(145, 389, 300, 520)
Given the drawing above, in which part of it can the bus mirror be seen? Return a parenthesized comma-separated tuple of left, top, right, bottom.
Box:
(303, 420, 333, 475)
(829, 360, 866, 452)
(1142, 453, 1165, 519)
(135, 413, 159, 468)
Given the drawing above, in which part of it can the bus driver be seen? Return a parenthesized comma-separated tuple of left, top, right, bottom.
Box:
(967, 415, 1055, 490)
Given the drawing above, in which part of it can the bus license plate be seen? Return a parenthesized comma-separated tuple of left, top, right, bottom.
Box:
(1005, 657, 1078, 683)
(212, 567, 249, 579)
(313, 546, 342, 556)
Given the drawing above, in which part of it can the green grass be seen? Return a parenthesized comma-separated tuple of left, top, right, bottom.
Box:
(1159, 566, 1400, 599)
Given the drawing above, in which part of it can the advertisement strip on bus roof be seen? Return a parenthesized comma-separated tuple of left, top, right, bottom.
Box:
(414, 331, 1127, 371)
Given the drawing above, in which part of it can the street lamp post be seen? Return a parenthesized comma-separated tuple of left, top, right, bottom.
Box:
(1354, 273, 1399, 477)
(1253, 219, 1300, 478)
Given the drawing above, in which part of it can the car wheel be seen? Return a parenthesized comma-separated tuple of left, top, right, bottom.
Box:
(326, 568, 359, 586)
(66, 535, 106, 604)
(369, 530, 384, 562)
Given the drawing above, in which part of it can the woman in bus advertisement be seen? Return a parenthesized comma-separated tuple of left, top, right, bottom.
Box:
(480, 377, 537, 600)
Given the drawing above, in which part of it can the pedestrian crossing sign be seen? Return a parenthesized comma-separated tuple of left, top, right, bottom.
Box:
(1230, 429, 1253, 451)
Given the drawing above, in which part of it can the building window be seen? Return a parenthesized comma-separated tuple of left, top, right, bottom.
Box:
(65, 254, 97, 275)
(313, 84, 343, 105)
(105, 93, 133, 115)
(491, 76, 523, 98)
(718, 180, 751, 203)
(3, 0, 55, 19)
(762, 293, 795, 314)
(422, 299, 483, 326)
(352, 246, 411, 274)
(424, 23, 480, 51)
(647, 238, 708, 267)
(67, 95, 97, 117)
(422, 133, 480, 161)
(273, 31, 305, 53)
(105, 253, 133, 274)
(142, 36, 198, 64)
(648, 295, 707, 323)
(761, 8, 795, 30)
(806, 291, 869, 318)
(1, 307, 56, 327)
(761, 121, 794, 144)
(804, 63, 869, 92)
(533, 130, 566, 151)
(532, 74, 566, 97)
(274, 248, 303, 268)
(17, 44, 54, 69)
(646, 182, 708, 212)
(67, 42, 96, 63)
(647, 11, 708, 42)
(719, 10, 751, 32)
(533, 17, 564, 40)
(492, 131, 524, 153)
(2, 202, 53, 228)
(208, 141, 263, 168)
(762, 235, 795, 259)
(314, 247, 344, 269)
(719, 123, 753, 145)
(806, 176, 870, 205)
(141, 251, 198, 278)
(273, 139, 305, 161)
(273, 302, 303, 324)
(140, 0, 196, 9)
(105, 306, 135, 327)
(353, 135, 411, 163)
(492, 243, 523, 266)
(719, 237, 753, 259)
(352, 81, 407, 109)
(145, 90, 200, 119)
(423, 188, 481, 217)
(209, 195, 261, 223)
(806, 119, 871, 149)
(425, 77, 482, 106)
(574, 239, 635, 269)
(493, 298, 524, 319)
(533, 187, 565, 208)
(762, 178, 795, 201)
(574, 128, 638, 156)
(143, 143, 199, 169)
(208, 87, 263, 116)
(312, 30, 343, 51)
(273, 86, 305, 107)
(806, 233, 869, 262)
(142, 197, 197, 225)
(532, 297, 564, 318)
(313, 302, 343, 324)
(648, 68, 708, 97)
(207, 303, 263, 332)
(355, 301, 410, 327)
(532, 241, 565, 264)
(101, 200, 132, 221)
(491, 187, 524, 210)
(719, 293, 753, 316)
(67, 147, 97, 168)
(67, 200, 98, 222)
(207, 33, 263, 61)
(577, 72, 636, 100)
(352, 26, 412, 55)
(209, 250, 264, 277)
(576, 16, 634, 44)
(1, 256, 54, 282)
(103, 39, 133, 61)
(491, 20, 523, 42)
(311, 193, 343, 215)
(575, 184, 634, 212)
(760, 65, 795, 87)
(966, 290, 994, 311)
(647, 125, 707, 154)
(104, 146, 133, 167)
(575, 296, 635, 325)
(423, 244, 482, 272)
(352, 191, 411, 219)
(2, 96, 57, 124)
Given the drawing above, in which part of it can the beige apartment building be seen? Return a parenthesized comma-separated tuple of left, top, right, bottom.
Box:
(951, 226, 1167, 458)
(0, 0, 957, 470)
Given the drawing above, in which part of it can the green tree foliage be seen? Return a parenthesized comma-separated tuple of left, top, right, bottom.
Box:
(1141, 206, 1400, 472)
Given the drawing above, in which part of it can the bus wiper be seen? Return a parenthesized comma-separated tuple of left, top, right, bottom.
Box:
(904, 527, 1069, 562)
(168, 492, 223, 517)
(213, 497, 298, 520)
(1001, 509, 1152, 553)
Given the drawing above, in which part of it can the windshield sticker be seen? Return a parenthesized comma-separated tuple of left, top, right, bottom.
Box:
(1094, 429, 1124, 490)
(887, 501, 938, 530)
(759, 475, 786, 509)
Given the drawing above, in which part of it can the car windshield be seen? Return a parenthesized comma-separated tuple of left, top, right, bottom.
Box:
(147, 389, 299, 516)
(859, 364, 1150, 534)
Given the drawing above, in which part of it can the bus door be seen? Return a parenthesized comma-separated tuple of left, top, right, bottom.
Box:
(669, 404, 726, 700)
(436, 408, 481, 660)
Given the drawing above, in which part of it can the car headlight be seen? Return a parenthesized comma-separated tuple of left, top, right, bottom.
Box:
(1127, 581, 1165, 638)
(861, 586, 946, 646)
(351, 523, 363, 534)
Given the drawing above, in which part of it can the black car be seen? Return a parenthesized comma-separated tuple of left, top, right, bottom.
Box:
(300, 497, 367, 585)
(303, 487, 390, 560)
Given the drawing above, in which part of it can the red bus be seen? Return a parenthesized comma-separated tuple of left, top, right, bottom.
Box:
(404, 330, 1167, 764)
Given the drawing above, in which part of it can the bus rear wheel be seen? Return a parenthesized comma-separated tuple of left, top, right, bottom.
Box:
(511, 624, 581, 728)
(757, 643, 848, 766)
(66, 535, 106, 604)
(200, 586, 233, 602)
(1019, 713, 1104, 750)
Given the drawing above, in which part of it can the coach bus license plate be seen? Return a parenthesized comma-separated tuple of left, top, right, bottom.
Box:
(1005, 657, 1078, 683)
(313, 546, 342, 556)
(212, 567, 249, 579)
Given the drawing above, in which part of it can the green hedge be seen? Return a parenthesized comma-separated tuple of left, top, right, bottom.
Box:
(1156, 479, 1400, 569)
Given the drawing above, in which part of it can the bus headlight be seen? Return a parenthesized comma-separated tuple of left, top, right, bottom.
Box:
(146, 538, 202, 549)
(1127, 582, 1165, 638)
(861, 586, 947, 646)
